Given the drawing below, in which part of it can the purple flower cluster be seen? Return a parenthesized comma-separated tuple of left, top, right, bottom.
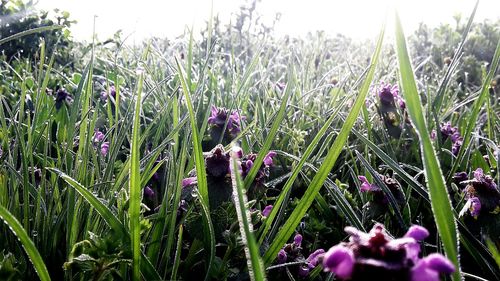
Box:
(54, 88, 74, 110)
(459, 168, 500, 218)
(208, 106, 245, 137)
(378, 82, 405, 109)
(93, 130, 109, 156)
(277, 234, 325, 277)
(182, 145, 276, 188)
(100, 86, 116, 102)
(431, 122, 463, 156)
(322, 224, 455, 281)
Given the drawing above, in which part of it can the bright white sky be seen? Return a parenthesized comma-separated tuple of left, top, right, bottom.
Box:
(36, 0, 499, 42)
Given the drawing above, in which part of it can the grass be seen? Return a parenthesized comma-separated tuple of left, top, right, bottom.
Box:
(0, 2, 499, 281)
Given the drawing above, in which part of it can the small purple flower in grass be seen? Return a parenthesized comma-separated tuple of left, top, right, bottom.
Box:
(411, 254, 455, 281)
(473, 168, 497, 190)
(100, 142, 109, 156)
(299, 248, 326, 276)
(293, 234, 303, 247)
(205, 144, 230, 178)
(378, 83, 399, 106)
(101, 86, 116, 102)
(322, 245, 355, 279)
(182, 177, 197, 188)
(262, 205, 273, 217)
(263, 151, 277, 166)
(357, 176, 379, 192)
(277, 249, 287, 264)
(55, 88, 73, 110)
(93, 130, 105, 143)
(208, 106, 245, 137)
(469, 197, 481, 218)
(144, 186, 155, 199)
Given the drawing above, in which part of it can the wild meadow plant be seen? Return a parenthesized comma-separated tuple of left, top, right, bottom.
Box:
(0, 1, 499, 280)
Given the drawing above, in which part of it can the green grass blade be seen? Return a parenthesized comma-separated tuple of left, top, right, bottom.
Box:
(394, 12, 460, 281)
(243, 76, 293, 189)
(0, 205, 51, 281)
(129, 66, 146, 281)
(175, 57, 209, 207)
(258, 97, 354, 244)
(0, 25, 63, 46)
(230, 153, 266, 281)
(262, 24, 385, 266)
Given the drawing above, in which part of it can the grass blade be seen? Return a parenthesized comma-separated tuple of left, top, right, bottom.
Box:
(230, 152, 266, 281)
(243, 75, 293, 189)
(394, 12, 460, 281)
(0, 205, 51, 281)
(262, 23, 386, 266)
(129, 65, 146, 281)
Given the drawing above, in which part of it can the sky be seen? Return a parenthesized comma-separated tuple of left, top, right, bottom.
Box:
(36, 0, 500, 42)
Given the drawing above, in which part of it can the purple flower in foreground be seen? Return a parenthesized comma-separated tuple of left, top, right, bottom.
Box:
(410, 254, 455, 281)
(323, 245, 355, 279)
(322, 224, 455, 281)
(100, 142, 109, 156)
(262, 205, 273, 217)
(473, 168, 497, 190)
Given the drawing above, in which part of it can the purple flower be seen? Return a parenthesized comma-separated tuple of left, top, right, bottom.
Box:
(322, 224, 455, 281)
(263, 151, 277, 166)
(207, 106, 245, 137)
(205, 144, 230, 178)
(144, 186, 155, 199)
(100, 142, 109, 156)
(322, 245, 355, 279)
(262, 205, 273, 217)
(93, 130, 105, 143)
(55, 88, 73, 110)
(410, 254, 455, 281)
(473, 168, 497, 190)
(378, 82, 399, 106)
(357, 176, 379, 192)
(293, 234, 303, 247)
(277, 249, 287, 264)
(404, 225, 429, 241)
(182, 177, 197, 188)
(299, 249, 325, 277)
(469, 197, 481, 218)
(101, 86, 116, 102)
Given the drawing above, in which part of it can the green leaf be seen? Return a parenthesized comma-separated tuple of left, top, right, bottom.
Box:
(0, 205, 51, 281)
(262, 23, 386, 266)
(394, 12, 460, 281)
(230, 153, 266, 281)
(129, 65, 146, 281)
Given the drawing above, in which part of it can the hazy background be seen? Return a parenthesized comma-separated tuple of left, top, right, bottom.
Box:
(37, 0, 500, 42)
